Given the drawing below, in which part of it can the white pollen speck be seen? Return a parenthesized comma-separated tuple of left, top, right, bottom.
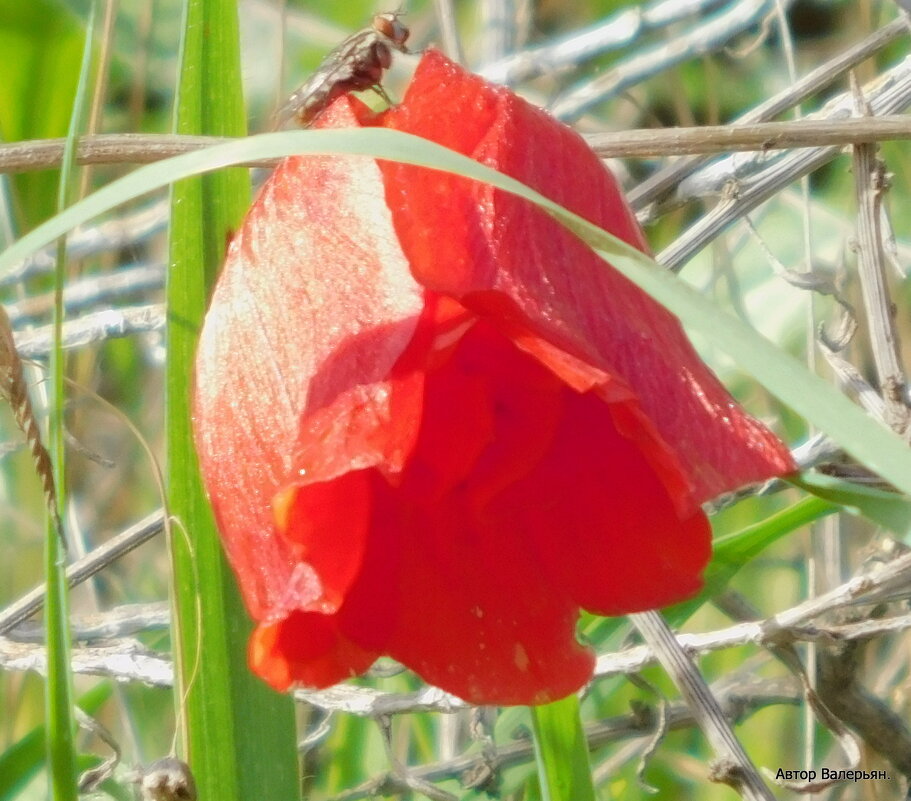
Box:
(471, 606, 484, 618)
(514, 644, 529, 672)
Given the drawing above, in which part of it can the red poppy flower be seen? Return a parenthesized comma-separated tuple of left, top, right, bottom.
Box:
(193, 50, 795, 705)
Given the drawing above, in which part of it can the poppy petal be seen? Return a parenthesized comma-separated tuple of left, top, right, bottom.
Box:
(250, 610, 377, 690)
(194, 100, 424, 620)
(328, 319, 595, 705)
(379, 51, 795, 514)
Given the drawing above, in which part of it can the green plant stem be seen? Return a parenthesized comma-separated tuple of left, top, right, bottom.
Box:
(45, 5, 97, 799)
(166, 0, 299, 798)
(531, 696, 598, 801)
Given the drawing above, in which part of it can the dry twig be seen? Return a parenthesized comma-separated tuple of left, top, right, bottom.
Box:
(1, 117, 911, 179)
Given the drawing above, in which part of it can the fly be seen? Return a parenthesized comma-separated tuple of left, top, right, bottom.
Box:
(274, 12, 410, 129)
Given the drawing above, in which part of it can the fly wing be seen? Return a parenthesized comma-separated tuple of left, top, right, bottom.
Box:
(273, 29, 380, 128)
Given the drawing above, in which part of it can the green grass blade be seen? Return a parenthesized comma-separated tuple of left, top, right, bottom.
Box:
(0, 729, 45, 801)
(2, 129, 910, 502)
(711, 496, 836, 570)
(531, 696, 598, 801)
(788, 473, 911, 536)
(167, 1, 299, 798)
(45, 5, 97, 799)
(0, 684, 111, 801)
(0, 0, 87, 226)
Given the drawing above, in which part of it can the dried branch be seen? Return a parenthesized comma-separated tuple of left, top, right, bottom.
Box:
(432, 0, 465, 64)
(3, 549, 909, 707)
(326, 677, 802, 801)
(0, 510, 164, 635)
(0, 200, 167, 286)
(477, 0, 518, 66)
(849, 78, 911, 431)
(8, 602, 170, 643)
(0, 116, 910, 182)
(5, 264, 164, 327)
(0, 134, 234, 175)
(630, 16, 909, 210)
(819, 344, 889, 423)
(629, 611, 775, 800)
(714, 592, 863, 795)
(0, 635, 171, 687)
(13, 303, 165, 359)
(657, 55, 911, 270)
(667, 59, 911, 205)
(374, 715, 458, 801)
(478, 0, 728, 83)
(816, 618, 911, 780)
(597, 549, 911, 681)
(587, 115, 911, 157)
(549, 0, 792, 121)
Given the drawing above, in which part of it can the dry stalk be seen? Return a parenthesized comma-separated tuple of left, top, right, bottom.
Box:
(1, 117, 911, 177)
(849, 76, 911, 432)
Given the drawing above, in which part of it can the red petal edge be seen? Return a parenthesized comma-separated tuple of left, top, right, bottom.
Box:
(379, 50, 796, 512)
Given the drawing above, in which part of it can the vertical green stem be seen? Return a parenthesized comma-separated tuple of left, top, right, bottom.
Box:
(167, 0, 299, 798)
(45, 5, 98, 799)
(531, 696, 599, 801)
(43, 534, 76, 801)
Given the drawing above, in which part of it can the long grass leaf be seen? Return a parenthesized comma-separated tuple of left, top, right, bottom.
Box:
(665, 496, 838, 626)
(0, 684, 111, 801)
(788, 473, 911, 536)
(166, 1, 299, 798)
(531, 696, 597, 801)
(45, 5, 97, 799)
